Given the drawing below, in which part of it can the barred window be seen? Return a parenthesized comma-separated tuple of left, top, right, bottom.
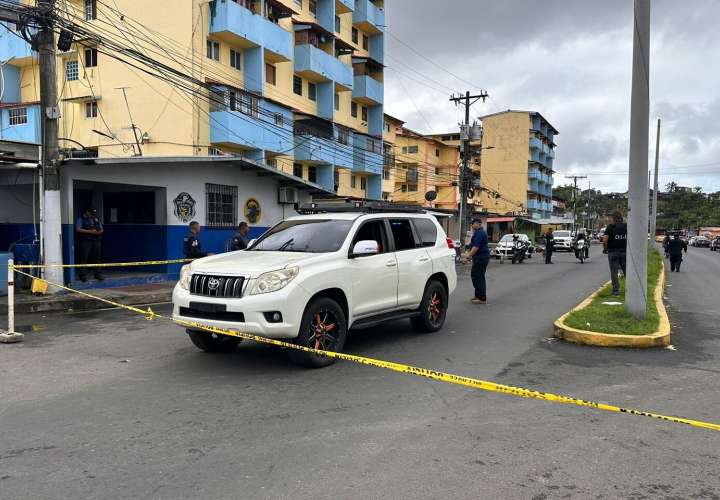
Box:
(66, 60, 79, 81)
(205, 183, 237, 228)
(8, 107, 27, 126)
(84, 0, 96, 21)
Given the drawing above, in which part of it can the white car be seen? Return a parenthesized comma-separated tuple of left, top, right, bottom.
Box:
(492, 234, 534, 260)
(172, 206, 457, 367)
(553, 230, 573, 251)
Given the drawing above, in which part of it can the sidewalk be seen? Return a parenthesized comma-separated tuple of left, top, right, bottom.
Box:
(0, 282, 175, 314)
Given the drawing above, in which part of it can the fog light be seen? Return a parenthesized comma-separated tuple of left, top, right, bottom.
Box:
(264, 312, 283, 323)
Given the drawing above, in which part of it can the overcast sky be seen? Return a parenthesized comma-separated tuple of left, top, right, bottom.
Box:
(383, 0, 720, 193)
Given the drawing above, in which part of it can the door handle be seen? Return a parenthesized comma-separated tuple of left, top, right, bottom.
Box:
(386, 260, 397, 267)
(418, 256, 430, 262)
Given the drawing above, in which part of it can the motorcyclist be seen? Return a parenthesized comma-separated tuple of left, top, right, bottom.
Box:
(573, 229, 589, 259)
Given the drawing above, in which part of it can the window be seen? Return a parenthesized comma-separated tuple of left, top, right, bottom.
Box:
(66, 60, 79, 81)
(383, 168, 390, 180)
(207, 40, 220, 61)
(382, 192, 390, 201)
(308, 166, 317, 183)
(412, 218, 438, 247)
(266, 158, 278, 169)
(293, 76, 303, 96)
(360, 176, 367, 190)
(293, 163, 303, 178)
(265, 63, 276, 85)
(351, 175, 357, 189)
(85, 100, 98, 118)
(389, 219, 417, 251)
(335, 15, 341, 33)
(407, 145, 418, 154)
(367, 138, 381, 154)
(401, 147, 407, 154)
(362, 34, 368, 50)
(384, 121, 391, 132)
(294, 0, 302, 6)
(244, 94, 260, 118)
(338, 127, 349, 145)
(84, 47, 97, 68)
(435, 148, 440, 157)
(352, 27, 358, 44)
(309, 0, 317, 16)
(334, 93, 339, 111)
(8, 107, 27, 126)
(205, 183, 238, 228)
(352, 220, 388, 254)
(351, 101, 358, 118)
(308, 82, 317, 101)
(230, 49, 242, 70)
(361, 106, 368, 122)
(274, 112, 284, 127)
(250, 219, 354, 254)
(84, 0, 96, 21)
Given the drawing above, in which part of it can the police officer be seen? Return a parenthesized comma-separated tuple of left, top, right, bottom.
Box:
(544, 228, 555, 264)
(75, 207, 104, 282)
(230, 221, 250, 251)
(602, 212, 628, 296)
(183, 221, 208, 259)
(668, 234, 688, 272)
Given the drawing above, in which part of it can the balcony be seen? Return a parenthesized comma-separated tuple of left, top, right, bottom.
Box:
(336, 0, 354, 14)
(352, 74, 383, 105)
(353, 0, 385, 35)
(527, 199, 541, 211)
(352, 134, 383, 175)
(294, 44, 353, 89)
(547, 148, 555, 159)
(529, 137, 542, 150)
(210, 0, 293, 62)
(210, 108, 294, 154)
(528, 168, 542, 180)
(0, 104, 41, 144)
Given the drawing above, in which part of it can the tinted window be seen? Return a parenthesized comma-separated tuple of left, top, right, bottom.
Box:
(554, 231, 571, 238)
(412, 218, 437, 247)
(352, 220, 389, 254)
(389, 219, 417, 251)
(250, 219, 352, 253)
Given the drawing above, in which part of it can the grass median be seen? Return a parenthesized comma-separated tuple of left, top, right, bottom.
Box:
(563, 247, 663, 336)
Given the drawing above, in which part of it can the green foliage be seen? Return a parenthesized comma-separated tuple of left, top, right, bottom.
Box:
(657, 184, 720, 230)
(564, 248, 663, 335)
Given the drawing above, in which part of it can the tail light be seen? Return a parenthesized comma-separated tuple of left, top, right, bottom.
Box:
(446, 238, 455, 249)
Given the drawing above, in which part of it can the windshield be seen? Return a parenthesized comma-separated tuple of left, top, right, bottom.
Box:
(250, 219, 353, 253)
(554, 231, 571, 238)
(500, 234, 523, 242)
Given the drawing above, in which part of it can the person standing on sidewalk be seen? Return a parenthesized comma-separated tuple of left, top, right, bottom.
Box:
(668, 234, 688, 272)
(183, 221, 209, 259)
(544, 228, 555, 264)
(464, 218, 490, 304)
(75, 207, 104, 282)
(602, 212, 627, 296)
(230, 222, 250, 251)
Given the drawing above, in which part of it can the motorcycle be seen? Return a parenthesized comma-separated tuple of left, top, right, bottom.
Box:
(511, 239, 530, 264)
(574, 239, 588, 264)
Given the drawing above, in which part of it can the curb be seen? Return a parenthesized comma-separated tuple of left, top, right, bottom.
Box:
(2, 291, 173, 314)
(553, 261, 671, 348)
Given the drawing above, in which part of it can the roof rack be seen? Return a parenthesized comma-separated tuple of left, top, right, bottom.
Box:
(298, 200, 426, 215)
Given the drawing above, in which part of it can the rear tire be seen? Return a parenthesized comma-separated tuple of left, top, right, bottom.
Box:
(411, 280, 448, 334)
(187, 329, 241, 353)
(288, 297, 347, 368)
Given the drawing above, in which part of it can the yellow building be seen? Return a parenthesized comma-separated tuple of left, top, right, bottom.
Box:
(0, 0, 387, 200)
(381, 113, 404, 200)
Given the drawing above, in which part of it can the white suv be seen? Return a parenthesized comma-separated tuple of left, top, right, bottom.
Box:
(172, 207, 457, 367)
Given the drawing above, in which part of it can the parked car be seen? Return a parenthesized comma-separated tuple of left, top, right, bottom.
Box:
(492, 233, 534, 260)
(692, 236, 711, 248)
(172, 206, 458, 368)
(552, 230, 573, 251)
(710, 237, 720, 251)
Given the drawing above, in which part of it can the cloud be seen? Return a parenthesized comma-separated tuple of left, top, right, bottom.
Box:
(384, 0, 720, 193)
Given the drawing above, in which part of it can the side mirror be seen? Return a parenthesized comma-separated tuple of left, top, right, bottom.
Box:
(351, 240, 379, 258)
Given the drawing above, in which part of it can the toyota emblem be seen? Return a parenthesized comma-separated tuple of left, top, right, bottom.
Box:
(207, 277, 220, 291)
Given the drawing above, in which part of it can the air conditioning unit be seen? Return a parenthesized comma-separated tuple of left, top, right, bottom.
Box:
(279, 187, 299, 204)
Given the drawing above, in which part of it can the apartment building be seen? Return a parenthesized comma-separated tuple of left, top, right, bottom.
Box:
(0, 0, 386, 283)
(380, 113, 404, 200)
(478, 110, 558, 219)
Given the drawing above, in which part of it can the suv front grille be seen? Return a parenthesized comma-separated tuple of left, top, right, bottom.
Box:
(190, 274, 245, 298)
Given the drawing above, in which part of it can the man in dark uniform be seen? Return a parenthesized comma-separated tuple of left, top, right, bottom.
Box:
(464, 218, 490, 304)
(75, 207, 104, 282)
(183, 221, 208, 259)
(668, 234, 688, 272)
(230, 222, 250, 251)
(544, 228, 555, 264)
(602, 212, 628, 296)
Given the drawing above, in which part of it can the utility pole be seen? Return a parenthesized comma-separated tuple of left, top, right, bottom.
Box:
(450, 90, 488, 244)
(37, 0, 64, 290)
(649, 118, 661, 241)
(565, 175, 587, 233)
(626, 0, 651, 319)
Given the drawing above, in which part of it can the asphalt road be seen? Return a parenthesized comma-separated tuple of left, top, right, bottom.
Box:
(1, 246, 719, 500)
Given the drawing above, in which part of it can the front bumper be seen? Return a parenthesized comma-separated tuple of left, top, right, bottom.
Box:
(171, 281, 306, 339)
(554, 241, 572, 251)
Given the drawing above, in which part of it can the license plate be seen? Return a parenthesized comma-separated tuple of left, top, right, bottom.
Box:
(189, 302, 227, 313)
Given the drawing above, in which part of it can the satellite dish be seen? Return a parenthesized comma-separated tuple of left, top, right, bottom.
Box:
(425, 190, 438, 202)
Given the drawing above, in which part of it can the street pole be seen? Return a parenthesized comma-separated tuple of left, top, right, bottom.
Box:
(450, 91, 488, 244)
(565, 175, 587, 233)
(626, 0, 651, 319)
(38, 0, 64, 290)
(650, 118, 661, 241)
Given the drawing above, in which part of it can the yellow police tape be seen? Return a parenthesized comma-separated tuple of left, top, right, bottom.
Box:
(11, 259, 191, 269)
(12, 268, 720, 433)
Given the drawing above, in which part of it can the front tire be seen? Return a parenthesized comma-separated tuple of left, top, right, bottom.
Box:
(288, 297, 347, 368)
(187, 329, 241, 352)
(411, 280, 448, 333)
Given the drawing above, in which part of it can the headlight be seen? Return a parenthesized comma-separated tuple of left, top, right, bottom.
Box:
(179, 265, 192, 290)
(250, 266, 299, 295)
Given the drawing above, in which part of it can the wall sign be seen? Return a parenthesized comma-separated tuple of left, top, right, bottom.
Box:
(173, 192, 196, 223)
(244, 198, 261, 224)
